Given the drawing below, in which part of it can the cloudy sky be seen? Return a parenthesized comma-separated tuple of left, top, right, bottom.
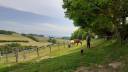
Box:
(0, 0, 76, 37)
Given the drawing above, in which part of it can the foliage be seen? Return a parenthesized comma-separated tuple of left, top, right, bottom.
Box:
(48, 38, 57, 44)
(0, 30, 16, 35)
(71, 28, 87, 40)
(63, 0, 128, 43)
(6, 43, 21, 47)
(0, 43, 22, 54)
(22, 34, 44, 37)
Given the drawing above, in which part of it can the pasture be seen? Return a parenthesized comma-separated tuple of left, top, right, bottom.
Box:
(0, 33, 70, 67)
(0, 39, 128, 72)
(0, 33, 128, 72)
(0, 40, 128, 72)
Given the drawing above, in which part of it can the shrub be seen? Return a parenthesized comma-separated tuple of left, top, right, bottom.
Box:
(48, 38, 57, 44)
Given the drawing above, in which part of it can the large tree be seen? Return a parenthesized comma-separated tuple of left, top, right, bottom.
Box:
(71, 28, 87, 40)
(63, 0, 128, 43)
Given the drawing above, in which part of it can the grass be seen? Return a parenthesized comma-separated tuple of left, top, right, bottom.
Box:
(0, 34, 50, 46)
(0, 34, 67, 47)
(0, 34, 31, 41)
(0, 39, 128, 72)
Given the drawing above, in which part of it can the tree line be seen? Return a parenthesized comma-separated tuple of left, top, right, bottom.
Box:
(0, 30, 16, 35)
(63, 0, 128, 44)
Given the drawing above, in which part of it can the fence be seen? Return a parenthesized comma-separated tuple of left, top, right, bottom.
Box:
(0, 43, 67, 64)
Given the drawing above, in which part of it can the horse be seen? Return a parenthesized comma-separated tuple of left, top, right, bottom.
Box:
(74, 39, 82, 46)
(69, 39, 82, 46)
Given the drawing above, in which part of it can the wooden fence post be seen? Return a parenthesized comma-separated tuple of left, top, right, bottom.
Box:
(58, 43, 60, 50)
(36, 47, 39, 57)
(49, 46, 51, 53)
(15, 48, 19, 63)
(0, 51, 1, 61)
(23, 48, 26, 61)
(64, 42, 66, 48)
(5, 49, 8, 63)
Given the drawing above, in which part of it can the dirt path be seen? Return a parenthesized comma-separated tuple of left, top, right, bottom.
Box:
(74, 62, 123, 72)
(74, 66, 91, 72)
(74, 66, 111, 72)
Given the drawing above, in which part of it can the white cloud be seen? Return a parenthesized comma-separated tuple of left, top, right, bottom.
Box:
(0, 0, 64, 18)
(0, 0, 75, 37)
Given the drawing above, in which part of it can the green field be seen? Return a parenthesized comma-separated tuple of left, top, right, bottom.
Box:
(0, 39, 127, 72)
(0, 33, 69, 65)
(0, 34, 128, 72)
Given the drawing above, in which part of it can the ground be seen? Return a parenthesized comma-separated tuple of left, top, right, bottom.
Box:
(0, 39, 128, 72)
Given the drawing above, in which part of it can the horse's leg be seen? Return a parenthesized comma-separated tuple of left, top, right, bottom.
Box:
(77, 43, 79, 46)
(81, 42, 82, 46)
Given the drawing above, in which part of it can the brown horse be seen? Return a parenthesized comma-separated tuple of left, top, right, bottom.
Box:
(70, 39, 82, 46)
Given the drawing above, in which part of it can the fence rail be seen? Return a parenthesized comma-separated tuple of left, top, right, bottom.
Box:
(0, 43, 67, 64)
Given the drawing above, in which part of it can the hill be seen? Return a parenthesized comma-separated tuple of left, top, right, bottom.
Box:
(0, 39, 127, 72)
(0, 30, 16, 35)
(0, 30, 67, 47)
(0, 34, 31, 42)
(0, 30, 49, 46)
(21, 34, 48, 42)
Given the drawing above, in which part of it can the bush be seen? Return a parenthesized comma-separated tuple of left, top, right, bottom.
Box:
(48, 38, 57, 44)
(0, 43, 22, 54)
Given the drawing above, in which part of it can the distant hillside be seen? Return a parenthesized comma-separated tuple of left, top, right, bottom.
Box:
(22, 34, 44, 37)
(61, 37, 70, 40)
(0, 30, 16, 35)
(0, 30, 67, 46)
(0, 30, 66, 43)
(0, 30, 47, 42)
(0, 34, 32, 43)
(21, 34, 46, 42)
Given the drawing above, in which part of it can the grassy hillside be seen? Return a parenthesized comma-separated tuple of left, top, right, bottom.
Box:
(33, 36, 49, 42)
(0, 30, 67, 46)
(0, 39, 128, 72)
(0, 34, 32, 42)
(0, 33, 50, 46)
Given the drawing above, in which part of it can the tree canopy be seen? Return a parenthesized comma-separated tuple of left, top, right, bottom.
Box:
(71, 28, 87, 40)
(63, 0, 128, 43)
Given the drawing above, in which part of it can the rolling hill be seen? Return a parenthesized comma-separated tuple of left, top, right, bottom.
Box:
(0, 30, 49, 46)
(0, 30, 67, 47)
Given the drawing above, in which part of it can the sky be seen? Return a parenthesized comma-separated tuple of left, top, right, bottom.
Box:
(0, 0, 76, 37)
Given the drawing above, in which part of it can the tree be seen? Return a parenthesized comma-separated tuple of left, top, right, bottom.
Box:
(71, 28, 87, 40)
(48, 38, 57, 44)
(63, 0, 128, 44)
